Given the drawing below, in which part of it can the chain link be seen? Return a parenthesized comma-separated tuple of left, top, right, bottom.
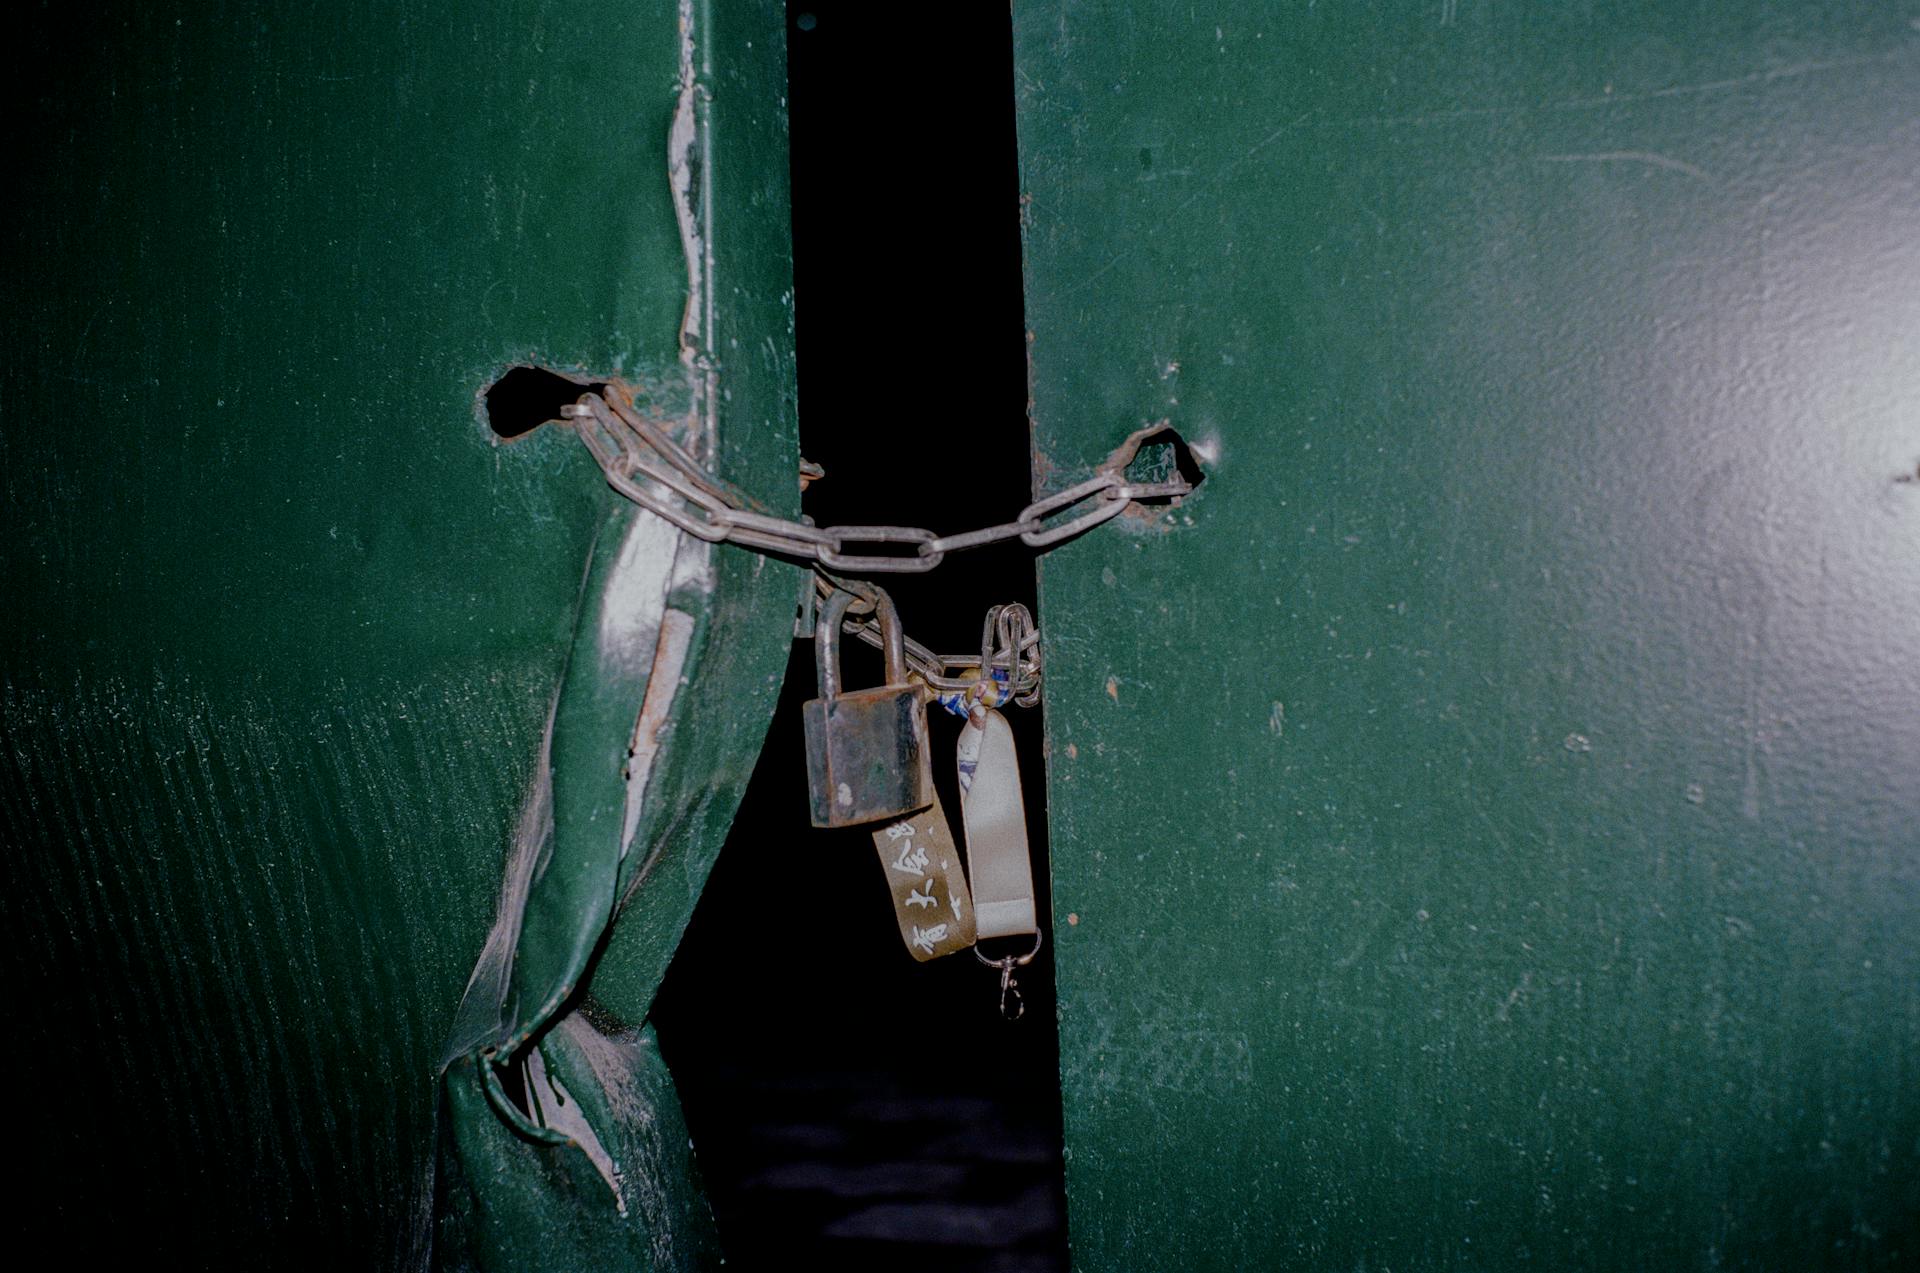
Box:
(563, 385, 1194, 575)
(808, 574, 1042, 700)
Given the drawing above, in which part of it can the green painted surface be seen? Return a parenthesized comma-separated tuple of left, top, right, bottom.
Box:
(3, 0, 795, 1265)
(1016, 5, 1920, 1269)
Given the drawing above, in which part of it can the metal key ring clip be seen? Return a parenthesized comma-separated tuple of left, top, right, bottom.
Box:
(972, 929, 1044, 970)
(974, 930, 1045, 1021)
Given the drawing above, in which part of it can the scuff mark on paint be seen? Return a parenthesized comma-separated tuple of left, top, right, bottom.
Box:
(598, 511, 680, 680)
(442, 702, 557, 1065)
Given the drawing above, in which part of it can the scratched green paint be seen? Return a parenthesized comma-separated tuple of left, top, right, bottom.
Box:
(1016, 5, 1920, 1268)
(2, 1, 796, 1265)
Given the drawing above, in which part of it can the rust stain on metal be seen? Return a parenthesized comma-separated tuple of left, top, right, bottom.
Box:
(1118, 500, 1176, 528)
(1110, 417, 1201, 529)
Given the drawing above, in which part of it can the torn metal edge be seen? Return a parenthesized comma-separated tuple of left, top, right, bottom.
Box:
(527, 1038, 629, 1215)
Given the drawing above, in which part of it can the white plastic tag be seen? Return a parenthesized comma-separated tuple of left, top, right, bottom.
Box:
(956, 707, 1038, 940)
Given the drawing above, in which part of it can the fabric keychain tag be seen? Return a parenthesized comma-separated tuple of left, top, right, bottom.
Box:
(871, 789, 976, 961)
(956, 705, 1038, 940)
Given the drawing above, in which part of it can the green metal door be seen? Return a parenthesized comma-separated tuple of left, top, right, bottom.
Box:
(1016, 5, 1920, 1268)
(3, 2, 798, 1265)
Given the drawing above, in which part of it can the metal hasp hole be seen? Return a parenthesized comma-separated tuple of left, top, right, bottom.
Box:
(483, 366, 605, 440)
(1120, 423, 1207, 496)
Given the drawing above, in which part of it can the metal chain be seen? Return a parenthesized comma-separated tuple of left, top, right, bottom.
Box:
(807, 573, 1041, 700)
(562, 381, 1195, 706)
(562, 384, 1194, 574)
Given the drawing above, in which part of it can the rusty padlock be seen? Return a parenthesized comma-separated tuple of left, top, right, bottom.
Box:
(802, 588, 934, 828)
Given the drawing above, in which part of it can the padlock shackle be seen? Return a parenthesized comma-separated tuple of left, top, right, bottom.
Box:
(875, 592, 906, 683)
(815, 589, 855, 700)
(814, 586, 908, 699)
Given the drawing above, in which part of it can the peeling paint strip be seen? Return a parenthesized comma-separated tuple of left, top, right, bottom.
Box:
(670, 0, 717, 462)
(621, 608, 696, 860)
(669, 0, 703, 361)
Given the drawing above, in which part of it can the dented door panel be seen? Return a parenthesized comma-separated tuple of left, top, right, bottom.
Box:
(2, 1, 797, 1265)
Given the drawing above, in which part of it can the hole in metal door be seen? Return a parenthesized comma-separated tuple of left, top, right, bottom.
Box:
(652, 4, 1069, 1269)
(482, 365, 603, 440)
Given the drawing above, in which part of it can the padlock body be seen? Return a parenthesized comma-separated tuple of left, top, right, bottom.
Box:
(801, 684, 933, 827)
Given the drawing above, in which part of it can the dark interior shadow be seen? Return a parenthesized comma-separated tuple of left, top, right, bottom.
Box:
(650, 5, 1069, 1270)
